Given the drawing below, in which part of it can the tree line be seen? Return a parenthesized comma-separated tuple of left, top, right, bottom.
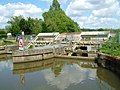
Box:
(6, 16, 44, 36)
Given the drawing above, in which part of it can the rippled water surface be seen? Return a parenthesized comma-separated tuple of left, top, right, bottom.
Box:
(0, 54, 120, 90)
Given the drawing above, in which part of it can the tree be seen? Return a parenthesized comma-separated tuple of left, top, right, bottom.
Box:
(7, 16, 23, 36)
(43, 0, 80, 33)
(0, 30, 7, 39)
(50, 0, 61, 10)
(32, 19, 43, 35)
(19, 18, 30, 35)
(7, 16, 44, 35)
(27, 17, 44, 35)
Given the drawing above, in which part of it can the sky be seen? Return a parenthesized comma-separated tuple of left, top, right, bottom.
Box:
(0, 0, 120, 29)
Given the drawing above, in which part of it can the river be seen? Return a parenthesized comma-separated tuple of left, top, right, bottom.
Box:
(0, 54, 120, 90)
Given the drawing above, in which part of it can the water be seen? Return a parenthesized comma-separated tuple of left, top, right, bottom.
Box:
(0, 55, 120, 90)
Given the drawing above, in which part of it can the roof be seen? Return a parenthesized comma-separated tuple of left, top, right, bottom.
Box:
(37, 32, 59, 37)
(80, 31, 110, 36)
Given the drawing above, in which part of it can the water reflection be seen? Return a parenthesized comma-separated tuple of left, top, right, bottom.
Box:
(0, 54, 12, 72)
(42, 64, 97, 90)
(12, 58, 120, 90)
(0, 56, 120, 90)
(0, 60, 12, 72)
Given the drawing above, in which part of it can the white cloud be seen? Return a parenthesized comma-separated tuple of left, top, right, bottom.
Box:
(0, 2, 43, 28)
(43, 64, 97, 90)
(92, 1, 119, 17)
(0, 60, 12, 72)
(66, 0, 120, 29)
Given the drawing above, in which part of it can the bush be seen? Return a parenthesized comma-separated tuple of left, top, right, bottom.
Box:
(100, 32, 120, 56)
(0, 30, 6, 34)
(0, 30, 7, 39)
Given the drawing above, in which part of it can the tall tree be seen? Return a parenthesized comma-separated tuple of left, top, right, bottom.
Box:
(50, 0, 60, 10)
(43, 0, 80, 33)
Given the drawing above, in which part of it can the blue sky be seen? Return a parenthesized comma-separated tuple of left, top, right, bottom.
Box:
(0, 0, 120, 29)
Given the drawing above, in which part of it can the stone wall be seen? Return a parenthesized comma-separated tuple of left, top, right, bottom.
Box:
(96, 53, 120, 76)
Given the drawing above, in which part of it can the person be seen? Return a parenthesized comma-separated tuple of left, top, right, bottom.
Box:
(18, 36, 24, 51)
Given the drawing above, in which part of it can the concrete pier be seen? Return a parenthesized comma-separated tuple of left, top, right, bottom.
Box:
(12, 45, 67, 63)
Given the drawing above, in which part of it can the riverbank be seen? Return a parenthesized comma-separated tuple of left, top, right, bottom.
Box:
(96, 53, 120, 76)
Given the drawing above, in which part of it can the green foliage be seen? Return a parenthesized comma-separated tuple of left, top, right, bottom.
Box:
(0, 30, 6, 34)
(50, 0, 61, 10)
(43, 0, 80, 33)
(7, 16, 44, 36)
(100, 32, 120, 56)
(7, 16, 23, 36)
(19, 18, 30, 35)
(30, 18, 43, 35)
(0, 30, 7, 39)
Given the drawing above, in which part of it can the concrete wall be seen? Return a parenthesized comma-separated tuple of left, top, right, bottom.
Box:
(13, 54, 43, 63)
(0, 45, 18, 54)
(12, 46, 66, 63)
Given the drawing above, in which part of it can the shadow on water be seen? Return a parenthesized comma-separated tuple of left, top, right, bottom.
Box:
(97, 67, 120, 90)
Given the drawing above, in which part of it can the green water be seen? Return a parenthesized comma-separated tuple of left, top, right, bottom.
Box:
(0, 55, 120, 90)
